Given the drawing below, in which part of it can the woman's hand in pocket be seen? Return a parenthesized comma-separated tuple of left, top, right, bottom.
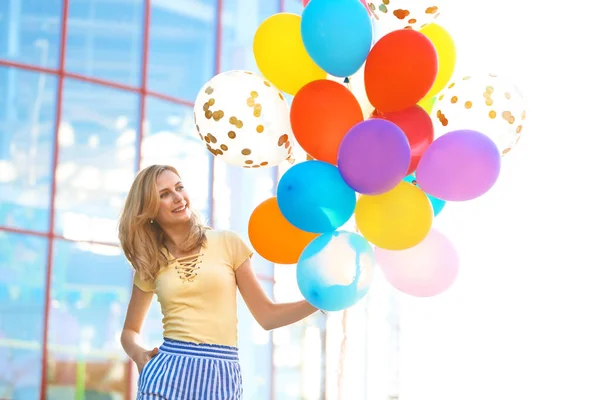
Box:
(134, 347, 159, 373)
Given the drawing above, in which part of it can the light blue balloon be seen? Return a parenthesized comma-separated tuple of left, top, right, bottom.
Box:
(403, 174, 447, 217)
(301, 0, 373, 78)
(277, 160, 356, 233)
(297, 231, 375, 311)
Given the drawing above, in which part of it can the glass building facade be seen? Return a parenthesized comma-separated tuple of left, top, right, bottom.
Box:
(0, 0, 401, 399)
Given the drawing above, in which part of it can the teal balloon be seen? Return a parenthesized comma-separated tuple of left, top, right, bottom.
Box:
(277, 160, 356, 233)
(402, 174, 446, 216)
(297, 231, 375, 311)
(301, 0, 373, 77)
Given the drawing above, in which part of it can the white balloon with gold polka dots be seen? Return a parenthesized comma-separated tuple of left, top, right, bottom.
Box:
(431, 74, 526, 156)
(193, 70, 294, 168)
(368, 0, 441, 39)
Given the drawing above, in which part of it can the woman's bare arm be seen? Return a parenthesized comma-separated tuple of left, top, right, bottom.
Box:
(236, 258, 318, 330)
(121, 285, 155, 365)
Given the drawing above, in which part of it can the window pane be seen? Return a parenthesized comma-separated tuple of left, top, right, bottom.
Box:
(148, 0, 217, 101)
(212, 164, 275, 277)
(363, 276, 401, 398)
(0, 67, 57, 232)
(47, 239, 132, 400)
(220, 0, 279, 72)
(273, 265, 326, 400)
(141, 98, 210, 218)
(54, 79, 139, 244)
(0, 231, 47, 399)
(65, 0, 144, 86)
(0, 0, 62, 68)
(238, 281, 273, 400)
(283, 0, 303, 13)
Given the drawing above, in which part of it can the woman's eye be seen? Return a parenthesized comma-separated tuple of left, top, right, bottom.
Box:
(160, 193, 168, 198)
(177, 185, 184, 191)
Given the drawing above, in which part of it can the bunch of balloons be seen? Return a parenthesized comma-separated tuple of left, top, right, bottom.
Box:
(193, 0, 526, 311)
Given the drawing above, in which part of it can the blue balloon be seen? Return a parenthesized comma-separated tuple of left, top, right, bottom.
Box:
(297, 231, 375, 311)
(403, 174, 447, 216)
(277, 160, 356, 233)
(301, 0, 373, 78)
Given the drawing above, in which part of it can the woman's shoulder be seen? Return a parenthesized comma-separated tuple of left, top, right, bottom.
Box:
(205, 228, 241, 242)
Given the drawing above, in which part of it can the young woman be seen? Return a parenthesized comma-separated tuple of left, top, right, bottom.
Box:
(118, 164, 317, 399)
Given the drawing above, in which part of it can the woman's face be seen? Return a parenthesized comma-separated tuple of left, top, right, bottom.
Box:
(153, 170, 192, 227)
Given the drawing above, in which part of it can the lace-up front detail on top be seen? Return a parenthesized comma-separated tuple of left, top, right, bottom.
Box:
(173, 253, 204, 282)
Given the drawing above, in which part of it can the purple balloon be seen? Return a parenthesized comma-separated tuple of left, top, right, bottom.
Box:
(416, 129, 501, 201)
(337, 119, 411, 195)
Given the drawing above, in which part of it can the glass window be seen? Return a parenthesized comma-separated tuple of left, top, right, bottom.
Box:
(238, 281, 274, 400)
(220, 0, 279, 72)
(147, 0, 217, 102)
(364, 275, 401, 398)
(212, 162, 276, 277)
(211, 161, 230, 229)
(46, 239, 132, 400)
(53, 79, 139, 244)
(140, 97, 210, 219)
(284, 0, 304, 14)
(0, 231, 47, 400)
(0, 0, 62, 68)
(0, 67, 57, 232)
(65, 0, 144, 86)
(273, 265, 326, 400)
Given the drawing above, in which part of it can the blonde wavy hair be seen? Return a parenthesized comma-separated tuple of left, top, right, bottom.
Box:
(118, 165, 207, 281)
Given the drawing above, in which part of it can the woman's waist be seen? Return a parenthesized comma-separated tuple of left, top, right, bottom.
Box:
(159, 337, 239, 361)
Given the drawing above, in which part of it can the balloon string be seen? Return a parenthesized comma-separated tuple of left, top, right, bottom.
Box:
(337, 309, 348, 400)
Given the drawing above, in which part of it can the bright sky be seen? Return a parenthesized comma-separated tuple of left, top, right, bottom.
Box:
(395, 1, 600, 399)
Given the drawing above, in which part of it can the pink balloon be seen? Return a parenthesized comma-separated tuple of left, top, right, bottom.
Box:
(375, 229, 459, 297)
(303, 0, 371, 14)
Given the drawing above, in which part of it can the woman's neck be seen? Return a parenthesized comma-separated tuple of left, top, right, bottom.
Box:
(162, 223, 194, 256)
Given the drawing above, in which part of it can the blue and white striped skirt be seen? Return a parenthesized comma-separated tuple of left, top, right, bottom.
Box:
(137, 338, 243, 399)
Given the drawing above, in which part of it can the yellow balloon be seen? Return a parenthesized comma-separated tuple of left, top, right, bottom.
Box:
(418, 96, 436, 114)
(355, 181, 433, 250)
(253, 13, 327, 95)
(420, 23, 456, 100)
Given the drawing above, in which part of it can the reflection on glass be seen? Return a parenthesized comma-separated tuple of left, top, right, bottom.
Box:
(237, 281, 274, 400)
(141, 97, 210, 219)
(363, 272, 401, 398)
(284, 0, 303, 14)
(211, 160, 231, 229)
(0, 0, 62, 68)
(47, 239, 132, 400)
(0, 67, 57, 232)
(274, 264, 326, 400)
(0, 231, 47, 400)
(148, 0, 217, 101)
(66, 0, 144, 86)
(54, 79, 139, 243)
(220, 0, 279, 72)
(326, 273, 402, 400)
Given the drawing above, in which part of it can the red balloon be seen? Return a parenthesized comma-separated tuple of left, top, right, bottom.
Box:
(290, 80, 363, 165)
(370, 106, 434, 174)
(364, 30, 438, 113)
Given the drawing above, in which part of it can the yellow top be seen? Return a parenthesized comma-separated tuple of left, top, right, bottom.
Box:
(133, 229, 253, 347)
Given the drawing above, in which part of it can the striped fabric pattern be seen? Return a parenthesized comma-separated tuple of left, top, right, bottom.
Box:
(137, 338, 243, 399)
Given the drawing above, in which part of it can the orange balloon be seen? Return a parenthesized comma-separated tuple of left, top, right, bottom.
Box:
(365, 29, 438, 113)
(248, 197, 319, 264)
(290, 80, 363, 165)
